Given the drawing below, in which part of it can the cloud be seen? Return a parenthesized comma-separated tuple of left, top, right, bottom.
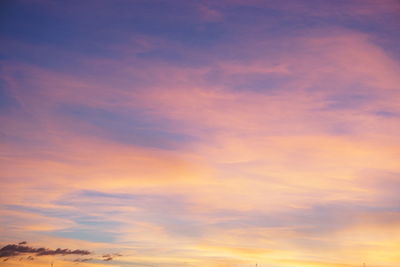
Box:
(0, 243, 91, 258)
(102, 253, 122, 261)
(0, 242, 124, 266)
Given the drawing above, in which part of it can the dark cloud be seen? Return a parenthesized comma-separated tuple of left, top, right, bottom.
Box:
(73, 258, 92, 262)
(0, 243, 91, 258)
(0, 242, 122, 263)
(102, 253, 122, 261)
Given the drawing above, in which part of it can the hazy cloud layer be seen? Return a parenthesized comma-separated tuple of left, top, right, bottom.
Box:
(1, 0, 400, 267)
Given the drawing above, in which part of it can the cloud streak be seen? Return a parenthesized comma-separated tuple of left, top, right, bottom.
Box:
(0, 243, 90, 258)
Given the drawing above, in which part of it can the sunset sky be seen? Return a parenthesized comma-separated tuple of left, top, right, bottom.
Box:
(1, 0, 400, 266)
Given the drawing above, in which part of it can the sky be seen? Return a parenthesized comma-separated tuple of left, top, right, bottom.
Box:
(0, 0, 400, 266)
